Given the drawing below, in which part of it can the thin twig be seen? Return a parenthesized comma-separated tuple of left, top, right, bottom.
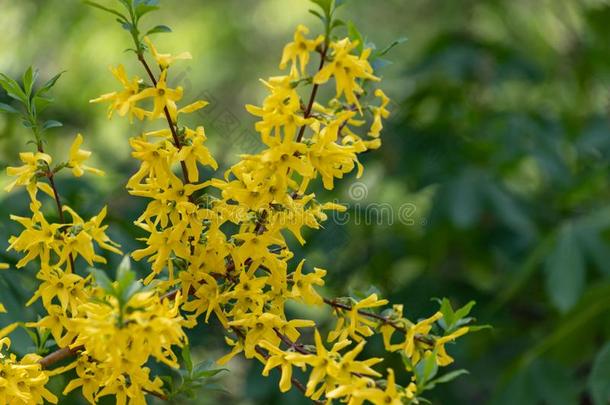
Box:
(137, 54, 191, 184)
(274, 328, 312, 355)
(37, 146, 75, 272)
(295, 45, 329, 143)
(38, 345, 83, 369)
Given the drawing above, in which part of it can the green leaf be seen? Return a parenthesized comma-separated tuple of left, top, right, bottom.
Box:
(454, 301, 476, 323)
(0, 73, 27, 103)
(116, 256, 132, 282)
(0, 102, 19, 114)
(116, 256, 136, 300)
(377, 36, 408, 57)
(544, 223, 585, 312)
(42, 120, 62, 130)
(83, 1, 127, 20)
(135, 4, 160, 20)
(590, 342, 610, 405)
(120, 20, 134, 31)
(88, 268, 114, 294)
(425, 369, 468, 390)
(22, 326, 39, 348)
(33, 96, 53, 114)
(193, 360, 228, 379)
(415, 350, 439, 389)
(334, 0, 347, 8)
(135, 0, 159, 5)
(310, 0, 332, 17)
(330, 18, 345, 31)
(308, 9, 325, 22)
(145, 25, 172, 36)
(22, 66, 38, 99)
(182, 345, 193, 374)
(36, 71, 65, 97)
(347, 21, 364, 53)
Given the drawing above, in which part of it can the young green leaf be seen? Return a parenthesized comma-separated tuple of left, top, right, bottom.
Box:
(22, 66, 39, 99)
(88, 267, 114, 294)
(0, 102, 19, 114)
(376, 36, 408, 57)
(120, 20, 134, 32)
(83, 1, 128, 21)
(308, 9, 326, 22)
(347, 21, 364, 53)
(545, 223, 585, 312)
(589, 342, 610, 405)
(415, 350, 439, 389)
(425, 369, 469, 390)
(42, 120, 63, 131)
(145, 24, 172, 36)
(135, 4, 160, 20)
(182, 345, 193, 374)
(310, 0, 332, 17)
(0, 73, 27, 103)
(33, 96, 54, 114)
(36, 71, 65, 97)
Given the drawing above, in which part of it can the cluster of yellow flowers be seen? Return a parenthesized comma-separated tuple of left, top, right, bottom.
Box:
(0, 2, 475, 404)
(58, 289, 187, 403)
(0, 325, 57, 405)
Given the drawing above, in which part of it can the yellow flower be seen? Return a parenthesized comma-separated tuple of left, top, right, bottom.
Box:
(259, 341, 301, 392)
(89, 64, 146, 121)
(294, 329, 351, 398)
(228, 312, 314, 358)
(27, 305, 69, 343)
(279, 24, 324, 77)
(144, 36, 192, 69)
(176, 126, 218, 182)
(369, 89, 391, 137)
(290, 260, 326, 305)
(435, 326, 469, 366)
(27, 270, 86, 312)
(350, 369, 407, 405)
(314, 38, 379, 111)
(8, 212, 64, 268)
(0, 337, 58, 404)
(68, 134, 105, 177)
(328, 293, 388, 342)
(64, 291, 186, 403)
(132, 69, 184, 120)
(246, 75, 311, 143)
(404, 312, 443, 366)
(5, 152, 51, 192)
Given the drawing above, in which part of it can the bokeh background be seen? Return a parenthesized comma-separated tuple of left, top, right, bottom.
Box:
(2, 0, 610, 404)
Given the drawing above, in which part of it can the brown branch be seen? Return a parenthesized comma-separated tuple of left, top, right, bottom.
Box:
(238, 326, 321, 405)
(295, 45, 329, 143)
(143, 388, 169, 401)
(38, 146, 75, 272)
(39, 345, 168, 401)
(38, 345, 83, 369)
(137, 54, 191, 185)
(323, 298, 407, 333)
(273, 328, 312, 355)
(323, 298, 436, 346)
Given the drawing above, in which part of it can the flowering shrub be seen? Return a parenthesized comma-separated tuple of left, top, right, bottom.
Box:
(0, 0, 481, 403)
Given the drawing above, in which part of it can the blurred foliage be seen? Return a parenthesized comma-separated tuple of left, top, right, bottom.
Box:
(2, 0, 610, 404)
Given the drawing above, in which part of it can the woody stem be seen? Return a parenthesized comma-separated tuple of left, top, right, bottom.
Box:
(295, 44, 329, 143)
(36, 144, 75, 272)
(137, 53, 191, 184)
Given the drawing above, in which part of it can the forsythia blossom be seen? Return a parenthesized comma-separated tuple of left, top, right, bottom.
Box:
(0, 4, 475, 405)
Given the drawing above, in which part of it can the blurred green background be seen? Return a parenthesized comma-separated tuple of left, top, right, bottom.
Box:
(2, 0, 610, 404)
